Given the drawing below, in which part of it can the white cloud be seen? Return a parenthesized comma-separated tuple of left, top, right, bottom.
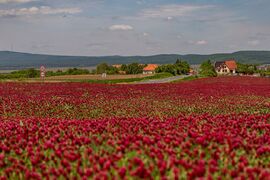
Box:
(140, 4, 214, 18)
(0, 6, 81, 17)
(196, 40, 208, 45)
(0, 0, 35, 3)
(167, 16, 173, 20)
(109, 24, 133, 31)
(188, 40, 208, 45)
(143, 32, 149, 36)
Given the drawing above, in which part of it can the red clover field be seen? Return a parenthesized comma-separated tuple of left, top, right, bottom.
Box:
(0, 76, 270, 179)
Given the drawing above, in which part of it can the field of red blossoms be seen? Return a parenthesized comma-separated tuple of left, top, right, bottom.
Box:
(0, 76, 270, 179)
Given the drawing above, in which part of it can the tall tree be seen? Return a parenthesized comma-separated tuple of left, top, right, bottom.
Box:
(126, 63, 144, 74)
(175, 60, 190, 74)
(96, 63, 109, 74)
(199, 60, 217, 77)
(156, 59, 190, 75)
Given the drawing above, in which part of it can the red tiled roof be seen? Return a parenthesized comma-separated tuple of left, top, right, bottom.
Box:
(112, 64, 122, 68)
(225, 60, 237, 70)
(143, 64, 158, 71)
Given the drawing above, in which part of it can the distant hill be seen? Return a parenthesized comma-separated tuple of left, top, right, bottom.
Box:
(0, 51, 270, 70)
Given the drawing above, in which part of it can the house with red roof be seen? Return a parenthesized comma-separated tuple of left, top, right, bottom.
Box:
(112, 64, 122, 69)
(143, 64, 159, 74)
(215, 59, 237, 75)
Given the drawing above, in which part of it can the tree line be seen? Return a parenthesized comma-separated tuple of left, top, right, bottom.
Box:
(95, 59, 191, 76)
(95, 63, 146, 75)
(0, 59, 268, 80)
(0, 68, 92, 79)
(155, 60, 190, 75)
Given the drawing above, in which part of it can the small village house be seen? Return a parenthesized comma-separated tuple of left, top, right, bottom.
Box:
(143, 64, 159, 74)
(215, 60, 237, 75)
(112, 64, 126, 74)
(257, 64, 270, 71)
(189, 68, 196, 75)
(118, 70, 126, 75)
(112, 64, 122, 69)
(190, 64, 200, 75)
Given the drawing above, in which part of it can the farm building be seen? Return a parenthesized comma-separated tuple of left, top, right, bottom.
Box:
(112, 64, 122, 69)
(143, 64, 159, 74)
(189, 68, 196, 75)
(118, 70, 126, 75)
(215, 60, 237, 75)
(257, 64, 270, 71)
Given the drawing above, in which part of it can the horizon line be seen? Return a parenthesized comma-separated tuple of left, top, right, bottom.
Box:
(1, 50, 270, 57)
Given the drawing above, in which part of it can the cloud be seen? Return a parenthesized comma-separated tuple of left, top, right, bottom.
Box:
(196, 40, 208, 45)
(109, 24, 133, 31)
(143, 32, 149, 36)
(188, 40, 208, 45)
(0, 6, 81, 17)
(167, 16, 173, 20)
(140, 4, 214, 18)
(0, 0, 35, 3)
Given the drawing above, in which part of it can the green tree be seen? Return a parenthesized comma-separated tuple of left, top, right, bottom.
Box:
(237, 63, 257, 75)
(156, 59, 190, 76)
(120, 64, 127, 71)
(96, 63, 119, 74)
(10, 68, 39, 78)
(199, 60, 217, 77)
(66, 68, 90, 75)
(175, 59, 190, 74)
(106, 66, 118, 74)
(96, 63, 110, 74)
(25, 68, 39, 78)
(126, 63, 144, 74)
(156, 64, 177, 75)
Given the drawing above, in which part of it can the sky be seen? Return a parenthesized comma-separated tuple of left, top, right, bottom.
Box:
(0, 0, 270, 56)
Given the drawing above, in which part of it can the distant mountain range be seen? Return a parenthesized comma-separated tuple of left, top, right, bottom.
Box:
(0, 51, 270, 70)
